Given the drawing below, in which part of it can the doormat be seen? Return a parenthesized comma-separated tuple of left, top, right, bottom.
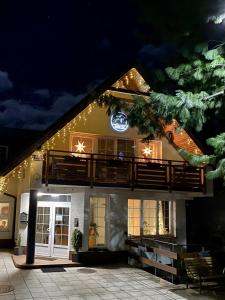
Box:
(77, 268, 96, 274)
(41, 267, 66, 273)
(35, 256, 57, 261)
(0, 285, 14, 294)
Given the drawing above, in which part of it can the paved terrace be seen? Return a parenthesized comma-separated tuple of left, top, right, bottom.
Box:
(1, 251, 225, 300)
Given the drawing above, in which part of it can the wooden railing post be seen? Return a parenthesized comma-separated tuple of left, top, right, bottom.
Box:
(203, 167, 207, 194)
(90, 154, 94, 189)
(131, 157, 135, 191)
(45, 150, 49, 186)
(168, 161, 172, 192)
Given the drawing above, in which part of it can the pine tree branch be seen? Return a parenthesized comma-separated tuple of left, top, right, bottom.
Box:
(204, 90, 224, 100)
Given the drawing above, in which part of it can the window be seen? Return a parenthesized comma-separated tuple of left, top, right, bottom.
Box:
(36, 207, 50, 244)
(98, 138, 135, 159)
(89, 197, 106, 247)
(70, 135, 93, 155)
(54, 207, 69, 246)
(128, 199, 174, 236)
(0, 203, 10, 232)
(117, 139, 135, 158)
(98, 138, 115, 157)
(138, 140, 162, 161)
(143, 200, 157, 235)
(128, 199, 141, 236)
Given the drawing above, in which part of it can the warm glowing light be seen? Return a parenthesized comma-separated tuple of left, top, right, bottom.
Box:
(75, 140, 86, 153)
(143, 147, 152, 156)
(0, 176, 7, 193)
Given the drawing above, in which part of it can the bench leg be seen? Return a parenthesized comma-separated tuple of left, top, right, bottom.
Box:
(186, 277, 189, 289)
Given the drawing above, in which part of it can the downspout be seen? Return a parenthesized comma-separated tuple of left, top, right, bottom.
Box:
(4, 192, 17, 245)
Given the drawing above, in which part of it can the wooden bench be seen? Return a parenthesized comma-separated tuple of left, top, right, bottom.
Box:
(184, 256, 225, 294)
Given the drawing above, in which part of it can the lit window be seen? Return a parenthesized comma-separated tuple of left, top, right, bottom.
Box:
(70, 135, 93, 155)
(117, 139, 135, 158)
(143, 200, 157, 235)
(0, 203, 10, 232)
(128, 199, 174, 237)
(128, 199, 141, 236)
(89, 197, 106, 247)
(138, 140, 162, 161)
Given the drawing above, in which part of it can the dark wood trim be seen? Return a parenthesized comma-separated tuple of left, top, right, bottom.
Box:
(108, 87, 150, 97)
(152, 247, 178, 260)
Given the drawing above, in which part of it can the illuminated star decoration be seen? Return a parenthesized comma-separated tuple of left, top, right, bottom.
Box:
(143, 146, 152, 157)
(75, 140, 86, 153)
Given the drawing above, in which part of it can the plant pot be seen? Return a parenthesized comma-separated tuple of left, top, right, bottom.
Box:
(71, 252, 82, 262)
(14, 246, 23, 255)
(71, 250, 128, 265)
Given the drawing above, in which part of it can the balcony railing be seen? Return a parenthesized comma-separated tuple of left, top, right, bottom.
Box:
(43, 150, 206, 192)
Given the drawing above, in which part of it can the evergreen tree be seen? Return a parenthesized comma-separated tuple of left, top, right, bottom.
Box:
(99, 43, 225, 181)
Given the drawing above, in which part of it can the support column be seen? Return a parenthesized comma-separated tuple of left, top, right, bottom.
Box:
(26, 190, 38, 264)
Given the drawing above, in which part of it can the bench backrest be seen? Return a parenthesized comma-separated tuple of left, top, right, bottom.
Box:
(184, 257, 220, 279)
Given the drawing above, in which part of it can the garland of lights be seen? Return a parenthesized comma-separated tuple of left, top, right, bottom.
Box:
(0, 74, 202, 194)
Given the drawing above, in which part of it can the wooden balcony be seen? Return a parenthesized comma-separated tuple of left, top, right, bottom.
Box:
(42, 150, 206, 192)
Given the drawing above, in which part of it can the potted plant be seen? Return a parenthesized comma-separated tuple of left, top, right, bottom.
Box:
(14, 233, 23, 255)
(71, 228, 82, 262)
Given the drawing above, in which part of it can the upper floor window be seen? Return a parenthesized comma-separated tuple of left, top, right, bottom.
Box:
(138, 140, 162, 161)
(70, 135, 93, 155)
(98, 138, 135, 158)
(69, 132, 162, 161)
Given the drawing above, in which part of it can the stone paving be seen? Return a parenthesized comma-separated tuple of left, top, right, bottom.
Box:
(1, 251, 225, 300)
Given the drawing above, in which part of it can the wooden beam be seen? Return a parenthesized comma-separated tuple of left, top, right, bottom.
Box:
(153, 247, 178, 260)
(141, 257, 178, 276)
(108, 87, 150, 97)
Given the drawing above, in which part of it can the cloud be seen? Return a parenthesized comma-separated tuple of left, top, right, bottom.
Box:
(0, 92, 84, 130)
(33, 89, 50, 98)
(0, 71, 13, 93)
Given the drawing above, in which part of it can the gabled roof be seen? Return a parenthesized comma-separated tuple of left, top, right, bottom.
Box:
(0, 61, 138, 176)
(0, 62, 205, 176)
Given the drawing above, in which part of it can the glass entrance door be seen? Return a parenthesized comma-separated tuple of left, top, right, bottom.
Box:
(89, 197, 106, 248)
(35, 201, 70, 258)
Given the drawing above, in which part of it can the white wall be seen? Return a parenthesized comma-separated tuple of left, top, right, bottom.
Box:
(108, 194, 128, 251)
(19, 192, 29, 246)
(70, 192, 85, 251)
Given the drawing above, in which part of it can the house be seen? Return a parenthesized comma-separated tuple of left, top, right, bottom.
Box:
(0, 65, 213, 264)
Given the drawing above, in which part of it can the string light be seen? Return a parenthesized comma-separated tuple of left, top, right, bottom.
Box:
(0, 177, 8, 194)
(164, 121, 203, 156)
(112, 68, 150, 92)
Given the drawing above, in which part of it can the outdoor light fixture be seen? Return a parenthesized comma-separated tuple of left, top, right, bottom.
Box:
(110, 112, 129, 132)
(37, 192, 69, 197)
(75, 140, 86, 153)
(143, 146, 152, 157)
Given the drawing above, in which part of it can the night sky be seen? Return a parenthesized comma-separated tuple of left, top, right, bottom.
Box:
(0, 0, 224, 130)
